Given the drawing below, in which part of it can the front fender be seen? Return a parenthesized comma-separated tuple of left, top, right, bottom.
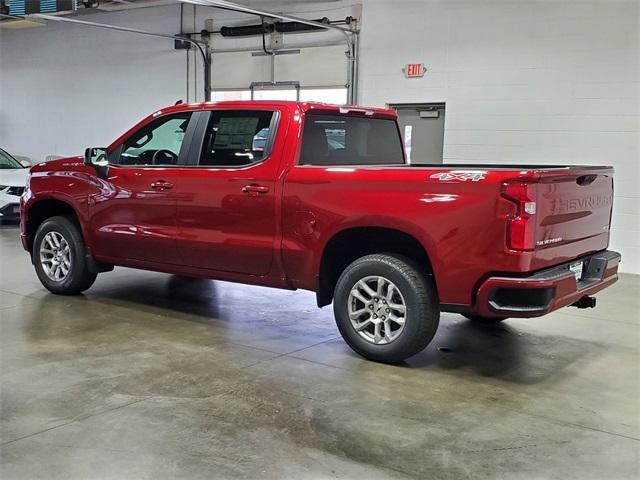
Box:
(23, 168, 94, 251)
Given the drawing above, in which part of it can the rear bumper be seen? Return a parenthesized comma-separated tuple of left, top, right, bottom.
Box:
(474, 250, 621, 318)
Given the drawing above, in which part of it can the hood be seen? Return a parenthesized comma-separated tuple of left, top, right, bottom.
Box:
(31, 156, 84, 174)
(0, 168, 29, 187)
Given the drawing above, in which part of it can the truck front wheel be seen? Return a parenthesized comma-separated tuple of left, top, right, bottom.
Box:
(33, 216, 97, 295)
(333, 254, 439, 363)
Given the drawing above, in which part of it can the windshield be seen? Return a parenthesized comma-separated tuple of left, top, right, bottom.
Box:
(0, 149, 23, 169)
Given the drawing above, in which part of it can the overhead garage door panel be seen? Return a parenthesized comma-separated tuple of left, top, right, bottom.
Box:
(212, 45, 348, 89)
(212, 53, 272, 89)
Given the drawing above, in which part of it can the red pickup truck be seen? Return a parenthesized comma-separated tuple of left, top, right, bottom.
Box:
(20, 101, 621, 363)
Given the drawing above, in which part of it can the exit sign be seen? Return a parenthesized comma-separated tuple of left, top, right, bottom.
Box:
(404, 63, 426, 78)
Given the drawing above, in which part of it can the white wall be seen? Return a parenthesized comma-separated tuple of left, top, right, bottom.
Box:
(1, 0, 638, 273)
(0, 5, 186, 161)
(359, 0, 639, 274)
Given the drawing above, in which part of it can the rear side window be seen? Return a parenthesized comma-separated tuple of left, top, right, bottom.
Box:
(199, 110, 276, 167)
(300, 113, 405, 166)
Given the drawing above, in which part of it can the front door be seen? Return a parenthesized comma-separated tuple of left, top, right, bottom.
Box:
(175, 108, 283, 276)
(89, 112, 194, 265)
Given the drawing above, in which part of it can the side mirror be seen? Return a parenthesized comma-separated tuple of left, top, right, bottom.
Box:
(19, 159, 32, 168)
(84, 147, 108, 167)
(84, 147, 109, 179)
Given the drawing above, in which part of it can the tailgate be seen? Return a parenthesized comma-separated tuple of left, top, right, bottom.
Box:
(534, 167, 614, 251)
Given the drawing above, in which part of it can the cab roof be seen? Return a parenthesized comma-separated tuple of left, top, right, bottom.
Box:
(151, 100, 398, 119)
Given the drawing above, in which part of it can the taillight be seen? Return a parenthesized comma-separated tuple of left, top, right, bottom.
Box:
(501, 181, 537, 251)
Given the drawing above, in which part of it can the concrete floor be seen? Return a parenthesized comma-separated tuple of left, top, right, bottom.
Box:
(0, 225, 638, 479)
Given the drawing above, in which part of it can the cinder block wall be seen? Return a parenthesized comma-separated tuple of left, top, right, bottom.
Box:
(359, 0, 639, 273)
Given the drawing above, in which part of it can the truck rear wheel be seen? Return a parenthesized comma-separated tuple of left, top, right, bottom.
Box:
(333, 254, 439, 363)
(33, 216, 97, 295)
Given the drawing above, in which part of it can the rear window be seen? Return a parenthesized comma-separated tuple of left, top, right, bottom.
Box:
(199, 110, 276, 167)
(299, 113, 405, 166)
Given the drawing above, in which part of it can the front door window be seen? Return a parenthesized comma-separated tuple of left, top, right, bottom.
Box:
(118, 113, 192, 166)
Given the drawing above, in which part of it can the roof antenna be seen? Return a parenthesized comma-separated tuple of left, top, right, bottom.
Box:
(175, 99, 184, 105)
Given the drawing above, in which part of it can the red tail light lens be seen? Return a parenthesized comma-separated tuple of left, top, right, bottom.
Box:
(501, 181, 537, 251)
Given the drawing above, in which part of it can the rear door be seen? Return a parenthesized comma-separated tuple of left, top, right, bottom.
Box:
(175, 107, 284, 275)
(90, 112, 196, 265)
(392, 103, 445, 164)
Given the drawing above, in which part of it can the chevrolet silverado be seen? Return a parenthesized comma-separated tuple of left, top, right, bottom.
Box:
(20, 101, 621, 362)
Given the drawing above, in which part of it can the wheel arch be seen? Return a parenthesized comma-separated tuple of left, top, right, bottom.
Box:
(316, 225, 438, 308)
(24, 196, 85, 254)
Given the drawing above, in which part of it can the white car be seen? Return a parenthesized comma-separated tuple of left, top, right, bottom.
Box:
(0, 148, 29, 222)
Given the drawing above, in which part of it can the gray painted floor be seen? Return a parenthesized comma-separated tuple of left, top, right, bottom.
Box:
(1, 224, 638, 479)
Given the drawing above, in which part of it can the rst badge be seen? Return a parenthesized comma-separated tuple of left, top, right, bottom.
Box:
(430, 171, 486, 182)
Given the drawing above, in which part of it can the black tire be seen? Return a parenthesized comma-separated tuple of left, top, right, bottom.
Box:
(462, 314, 508, 324)
(33, 216, 97, 295)
(333, 254, 439, 363)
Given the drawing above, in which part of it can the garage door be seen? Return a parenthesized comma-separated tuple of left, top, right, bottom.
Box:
(212, 44, 348, 91)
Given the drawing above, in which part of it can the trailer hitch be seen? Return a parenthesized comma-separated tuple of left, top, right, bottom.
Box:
(571, 296, 596, 309)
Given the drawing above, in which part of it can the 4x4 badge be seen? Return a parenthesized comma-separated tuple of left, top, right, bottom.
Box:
(430, 171, 486, 182)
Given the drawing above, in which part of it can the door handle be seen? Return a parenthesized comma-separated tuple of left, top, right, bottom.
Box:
(242, 184, 270, 196)
(151, 181, 174, 190)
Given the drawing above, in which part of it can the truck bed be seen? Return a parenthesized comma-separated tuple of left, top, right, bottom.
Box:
(410, 164, 614, 170)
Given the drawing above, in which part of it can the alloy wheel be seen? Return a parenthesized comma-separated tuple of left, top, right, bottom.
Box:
(347, 275, 407, 345)
(39, 231, 71, 281)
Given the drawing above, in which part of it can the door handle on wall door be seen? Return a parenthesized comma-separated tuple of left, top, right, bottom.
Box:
(242, 184, 270, 196)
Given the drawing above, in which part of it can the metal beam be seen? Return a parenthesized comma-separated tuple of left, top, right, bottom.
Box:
(211, 39, 345, 54)
(178, 0, 355, 34)
(31, 13, 208, 46)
